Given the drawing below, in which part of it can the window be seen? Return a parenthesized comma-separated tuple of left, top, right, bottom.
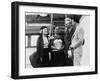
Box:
(25, 36, 28, 47)
(31, 35, 39, 47)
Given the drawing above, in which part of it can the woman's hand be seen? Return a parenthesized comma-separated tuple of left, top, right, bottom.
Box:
(49, 36, 54, 40)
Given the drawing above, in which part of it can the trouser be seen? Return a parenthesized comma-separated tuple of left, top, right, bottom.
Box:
(41, 48, 49, 67)
(64, 49, 73, 66)
(73, 53, 82, 66)
(50, 50, 65, 67)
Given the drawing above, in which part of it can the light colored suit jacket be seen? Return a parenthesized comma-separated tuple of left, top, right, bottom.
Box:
(71, 26, 84, 66)
(71, 26, 84, 56)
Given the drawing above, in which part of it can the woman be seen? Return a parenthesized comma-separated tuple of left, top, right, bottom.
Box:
(36, 26, 50, 67)
(50, 26, 65, 66)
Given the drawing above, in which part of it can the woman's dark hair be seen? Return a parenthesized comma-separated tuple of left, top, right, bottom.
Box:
(40, 26, 47, 30)
(53, 26, 59, 35)
(53, 26, 64, 36)
(53, 25, 59, 30)
(39, 26, 48, 36)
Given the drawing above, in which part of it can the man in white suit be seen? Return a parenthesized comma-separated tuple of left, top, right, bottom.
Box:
(69, 15, 85, 66)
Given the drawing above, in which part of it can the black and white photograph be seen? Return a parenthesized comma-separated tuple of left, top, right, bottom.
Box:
(11, 1, 97, 79)
(25, 13, 88, 68)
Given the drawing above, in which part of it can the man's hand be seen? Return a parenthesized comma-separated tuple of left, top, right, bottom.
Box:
(68, 49, 72, 58)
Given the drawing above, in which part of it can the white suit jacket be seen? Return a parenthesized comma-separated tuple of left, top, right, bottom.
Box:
(71, 26, 84, 55)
